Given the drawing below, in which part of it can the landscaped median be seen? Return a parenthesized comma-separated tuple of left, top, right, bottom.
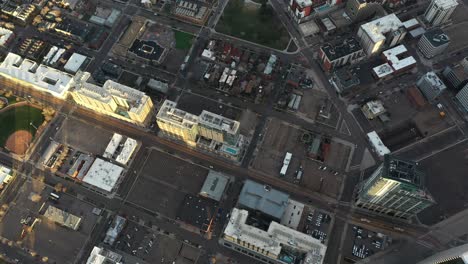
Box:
(215, 0, 291, 50)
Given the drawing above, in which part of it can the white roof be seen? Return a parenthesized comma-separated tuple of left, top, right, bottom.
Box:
(299, 20, 320, 36)
(382, 45, 416, 71)
(0, 53, 73, 98)
(43, 205, 82, 230)
(156, 100, 198, 130)
(402, 18, 419, 29)
(432, 0, 458, 9)
(103, 133, 123, 159)
(116, 138, 137, 165)
(364, 101, 386, 115)
(360, 14, 403, 44)
(280, 199, 304, 230)
(0, 165, 12, 184)
(64, 53, 87, 73)
(321, 18, 336, 31)
(0, 27, 13, 46)
(373, 63, 394, 78)
(82, 158, 124, 192)
(367, 131, 390, 157)
(224, 208, 326, 264)
(294, 0, 312, 8)
(202, 49, 215, 60)
(87, 246, 123, 264)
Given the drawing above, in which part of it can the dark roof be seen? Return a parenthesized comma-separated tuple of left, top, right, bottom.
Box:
(129, 39, 165, 62)
(382, 155, 426, 187)
(423, 28, 450, 47)
(238, 180, 289, 219)
(176, 194, 216, 231)
(321, 37, 363, 61)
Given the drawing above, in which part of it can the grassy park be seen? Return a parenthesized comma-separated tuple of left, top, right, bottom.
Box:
(174, 30, 194, 50)
(216, 0, 290, 50)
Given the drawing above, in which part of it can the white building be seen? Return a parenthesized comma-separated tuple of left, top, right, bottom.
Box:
(71, 71, 154, 126)
(86, 246, 123, 264)
(416, 71, 447, 102)
(456, 83, 468, 112)
(361, 100, 386, 119)
(103, 133, 124, 159)
(424, 0, 458, 27)
(0, 165, 13, 189)
(116, 138, 137, 165)
(417, 243, 468, 264)
(357, 14, 406, 55)
(64, 53, 87, 73)
(0, 27, 14, 47)
(82, 158, 124, 193)
(418, 29, 450, 59)
(0, 52, 74, 99)
(221, 208, 326, 264)
(156, 100, 199, 144)
(367, 131, 390, 157)
(372, 45, 416, 79)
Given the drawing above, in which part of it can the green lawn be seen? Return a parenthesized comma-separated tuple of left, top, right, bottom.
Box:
(0, 105, 44, 147)
(216, 0, 290, 50)
(174, 30, 194, 50)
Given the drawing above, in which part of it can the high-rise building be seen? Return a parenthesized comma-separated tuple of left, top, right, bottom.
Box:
(345, 0, 385, 22)
(319, 37, 365, 72)
(417, 243, 468, 264)
(456, 83, 468, 112)
(424, 0, 458, 27)
(357, 14, 406, 55)
(198, 110, 240, 146)
(355, 155, 435, 219)
(288, 0, 341, 23)
(416, 71, 447, 102)
(418, 28, 450, 59)
(156, 100, 199, 144)
(442, 65, 468, 90)
(461, 56, 468, 72)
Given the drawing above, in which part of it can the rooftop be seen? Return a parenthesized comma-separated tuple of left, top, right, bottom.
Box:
(103, 133, 124, 159)
(198, 110, 240, 136)
(128, 39, 165, 62)
(402, 18, 419, 29)
(156, 100, 199, 129)
(373, 63, 394, 78)
(238, 180, 289, 220)
(224, 208, 326, 263)
(0, 27, 13, 46)
(423, 28, 450, 47)
(115, 138, 137, 165)
(418, 71, 446, 89)
(382, 45, 416, 71)
(64, 53, 87, 73)
(321, 37, 363, 61)
(432, 0, 458, 9)
(367, 131, 390, 157)
(86, 246, 123, 264)
(43, 205, 82, 230)
(82, 158, 124, 193)
(176, 194, 216, 231)
(360, 13, 403, 44)
(199, 171, 229, 202)
(294, 0, 313, 8)
(104, 216, 126, 246)
(363, 100, 386, 115)
(0, 165, 12, 184)
(0, 53, 74, 98)
(382, 155, 425, 187)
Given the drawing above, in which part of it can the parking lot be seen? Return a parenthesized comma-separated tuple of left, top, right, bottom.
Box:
(115, 220, 201, 263)
(342, 225, 390, 262)
(126, 148, 209, 219)
(55, 117, 113, 155)
(300, 208, 332, 245)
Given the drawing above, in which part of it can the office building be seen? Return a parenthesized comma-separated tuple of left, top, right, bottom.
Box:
(355, 155, 435, 219)
(417, 243, 468, 264)
(345, 0, 385, 22)
(357, 14, 406, 55)
(288, 0, 341, 23)
(456, 83, 468, 112)
(0, 52, 74, 99)
(86, 246, 123, 264)
(319, 37, 365, 72)
(81, 158, 124, 194)
(418, 29, 450, 59)
(156, 100, 199, 144)
(372, 45, 416, 79)
(416, 71, 447, 102)
(424, 0, 458, 27)
(361, 100, 386, 120)
(221, 208, 326, 264)
(442, 65, 468, 90)
(71, 71, 154, 126)
(198, 111, 240, 146)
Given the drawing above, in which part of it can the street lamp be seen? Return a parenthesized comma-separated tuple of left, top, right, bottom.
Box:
(29, 122, 38, 130)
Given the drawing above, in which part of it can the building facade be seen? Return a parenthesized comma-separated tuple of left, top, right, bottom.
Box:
(357, 14, 406, 55)
(156, 100, 199, 144)
(71, 71, 154, 126)
(424, 0, 458, 27)
(442, 65, 468, 90)
(345, 0, 385, 22)
(416, 71, 447, 102)
(456, 83, 468, 112)
(355, 155, 435, 219)
(417, 243, 468, 264)
(221, 208, 326, 264)
(418, 28, 450, 59)
(198, 110, 240, 145)
(319, 37, 365, 72)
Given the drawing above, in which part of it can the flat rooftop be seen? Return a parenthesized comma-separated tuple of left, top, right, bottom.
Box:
(431, 0, 458, 9)
(382, 155, 425, 187)
(198, 110, 240, 135)
(367, 131, 390, 157)
(294, 0, 312, 8)
(0, 52, 74, 98)
(224, 208, 326, 263)
(360, 13, 403, 44)
(199, 170, 229, 202)
(373, 63, 394, 78)
(321, 37, 363, 61)
(156, 100, 199, 129)
(423, 28, 450, 47)
(238, 180, 289, 220)
(382, 45, 416, 71)
(82, 158, 124, 193)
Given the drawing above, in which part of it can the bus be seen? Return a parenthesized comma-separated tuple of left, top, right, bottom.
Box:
(280, 152, 292, 176)
(49, 192, 60, 201)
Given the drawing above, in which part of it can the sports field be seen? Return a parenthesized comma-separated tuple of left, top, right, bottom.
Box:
(174, 30, 194, 50)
